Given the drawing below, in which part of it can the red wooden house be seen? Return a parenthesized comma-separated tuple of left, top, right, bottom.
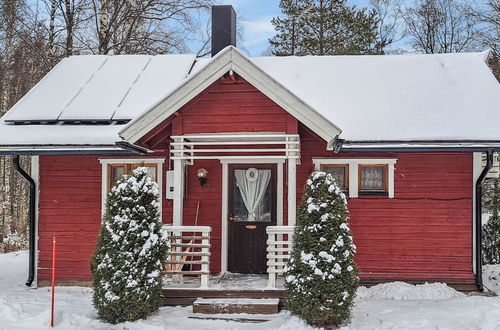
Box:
(1, 6, 499, 294)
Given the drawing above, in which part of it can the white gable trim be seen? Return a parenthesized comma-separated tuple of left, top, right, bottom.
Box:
(119, 47, 342, 148)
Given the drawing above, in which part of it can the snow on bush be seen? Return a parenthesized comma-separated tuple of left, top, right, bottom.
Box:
(3, 231, 28, 252)
(483, 264, 500, 295)
(482, 212, 500, 264)
(91, 166, 168, 324)
(356, 282, 465, 301)
(284, 171, 358, 327)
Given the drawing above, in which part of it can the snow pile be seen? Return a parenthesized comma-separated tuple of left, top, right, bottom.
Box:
(484, 264, 500, 295)
(356, 282, 465, 301)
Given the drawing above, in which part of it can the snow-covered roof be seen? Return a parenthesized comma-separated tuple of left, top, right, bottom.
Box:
(4, 54, 198, 122)
(251, 51, 500, 141)
(0, 47, 499, 153)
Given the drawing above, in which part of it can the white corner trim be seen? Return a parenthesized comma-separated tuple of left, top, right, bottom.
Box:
(31, 156, 40, 288)
(119, 47, 341, 146)
(99, 158, 165, 216)
(313, 158, 398, 199)
(472, 152, 483, 274)
(219, 158, 285, 274)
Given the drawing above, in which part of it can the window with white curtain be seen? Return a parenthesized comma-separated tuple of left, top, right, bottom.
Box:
(312, 158, 397, 198)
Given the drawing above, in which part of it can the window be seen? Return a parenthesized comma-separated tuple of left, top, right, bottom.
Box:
(312, 158, 397, 198)
(320, 164, 348, 191)
(359, 164, 388, 194)
(99, 158, 164, 215)
(107, 163, 158, 192)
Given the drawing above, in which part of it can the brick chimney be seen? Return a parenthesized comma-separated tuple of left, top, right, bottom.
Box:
(211, 5, 236, 57)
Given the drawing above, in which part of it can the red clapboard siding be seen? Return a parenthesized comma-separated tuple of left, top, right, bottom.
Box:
(38, 153, 170, 282)
(176, 78, 291, 135)
(38, 155, 102, 281)
(296, 124, 474, 280)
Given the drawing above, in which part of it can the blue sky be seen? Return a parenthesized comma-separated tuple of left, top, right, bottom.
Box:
(211, 0, 372, 56)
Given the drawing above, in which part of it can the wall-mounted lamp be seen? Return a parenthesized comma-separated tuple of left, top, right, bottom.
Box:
(197, 168, 208, 186)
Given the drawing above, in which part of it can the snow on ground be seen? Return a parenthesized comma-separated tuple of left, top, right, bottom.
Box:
(1, 251, 500, 330)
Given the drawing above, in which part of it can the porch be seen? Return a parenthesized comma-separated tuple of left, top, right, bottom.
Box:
(167, 133, 300, 277)
(162, 225, 293, 290)
(161, 225, 291, 313)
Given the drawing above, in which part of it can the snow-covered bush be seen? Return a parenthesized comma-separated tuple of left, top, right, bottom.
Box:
(284, 171, 358, 327)
(483, 213, 500, 264)
(3, 231, 28, 252)
(91, 166, 168, 324)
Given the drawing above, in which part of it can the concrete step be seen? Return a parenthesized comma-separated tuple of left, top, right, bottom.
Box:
(192, 298, 280, 314)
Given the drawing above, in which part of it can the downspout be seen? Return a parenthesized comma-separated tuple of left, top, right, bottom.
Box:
(475, 149, 494, 291)
(12, 155, 36, 287)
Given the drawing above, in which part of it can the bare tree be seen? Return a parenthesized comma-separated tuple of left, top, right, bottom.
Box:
(371, 0, 405, 53)
(91, 0, 212, 55)
(402, 0, 482, 53)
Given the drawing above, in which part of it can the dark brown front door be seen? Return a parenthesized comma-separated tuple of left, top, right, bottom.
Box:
(228, 164, 277, 273)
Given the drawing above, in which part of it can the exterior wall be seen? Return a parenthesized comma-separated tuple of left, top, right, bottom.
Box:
(38, 155, 102, 283)
(37, 154, 169, 285)
(298, 126, 474, 280)
(172, 77, 296, 135)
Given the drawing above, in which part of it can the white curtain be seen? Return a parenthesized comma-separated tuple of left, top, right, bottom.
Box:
(235, 168, 271, 221)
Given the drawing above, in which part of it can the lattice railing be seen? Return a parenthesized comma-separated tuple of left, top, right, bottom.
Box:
(162, 225, 211, 288)
(266, 226, 295, 288)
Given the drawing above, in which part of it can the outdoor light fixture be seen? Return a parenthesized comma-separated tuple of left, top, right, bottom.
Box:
(197, 168, 208, 186)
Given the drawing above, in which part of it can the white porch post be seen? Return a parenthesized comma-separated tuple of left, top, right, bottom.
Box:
(173, 138, 185, 226)
(287, 158, 297, 226)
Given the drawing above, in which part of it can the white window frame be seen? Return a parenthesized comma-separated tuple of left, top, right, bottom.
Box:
(313, 158, 397, 198)
(99, 158, 165, 216)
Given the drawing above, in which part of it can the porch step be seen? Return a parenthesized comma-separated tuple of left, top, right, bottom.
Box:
(192, 298, 280, 314)
(188, 315, 272, 323)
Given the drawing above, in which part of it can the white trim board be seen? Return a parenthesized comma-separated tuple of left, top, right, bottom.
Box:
(119, 46, 341, 148)
(99, 158, 165, 217)
(31, 156, 40, 288)
(313, 158, 397, 198)
(472, 152, 483, 274)
(219, 158, 285, 274)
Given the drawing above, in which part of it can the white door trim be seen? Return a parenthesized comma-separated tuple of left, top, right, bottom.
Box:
(219, 158, 285, 274)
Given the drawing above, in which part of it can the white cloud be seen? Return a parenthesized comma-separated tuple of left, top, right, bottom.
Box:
(241, 15, 275, 48)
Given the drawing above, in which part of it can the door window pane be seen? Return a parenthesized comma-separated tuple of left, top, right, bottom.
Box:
(232, 168, 272, 222)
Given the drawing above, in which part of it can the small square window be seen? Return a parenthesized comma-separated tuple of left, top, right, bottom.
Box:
(321, 164, 348, 191)
(359, 164, 388, 194)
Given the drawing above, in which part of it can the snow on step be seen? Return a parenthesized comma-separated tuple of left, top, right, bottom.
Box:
(192, 298, 280, 315)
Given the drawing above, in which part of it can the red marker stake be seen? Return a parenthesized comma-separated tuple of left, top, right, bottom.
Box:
(51, 236, 56, 327)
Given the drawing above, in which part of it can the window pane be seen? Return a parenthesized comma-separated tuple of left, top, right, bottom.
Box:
(324, 166, 346, 189)
(361, 166, 385, 190)
(111, 166, 126, 185)
(130, 164, 157, 181)
(145, 166, 157, 181)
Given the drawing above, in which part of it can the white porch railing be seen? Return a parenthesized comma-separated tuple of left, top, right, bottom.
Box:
(266, 226, 295, 288)
(162, 225, 211, 288)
